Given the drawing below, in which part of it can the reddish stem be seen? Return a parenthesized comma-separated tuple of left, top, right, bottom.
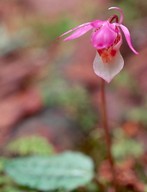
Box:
(100, 78, 118, 192)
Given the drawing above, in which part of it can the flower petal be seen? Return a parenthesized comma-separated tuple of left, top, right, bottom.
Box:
(119, 24, 138, 54)
(91, 22, 117, 49)
(61, 22, 93, 41)
(93, 51, 124, 83)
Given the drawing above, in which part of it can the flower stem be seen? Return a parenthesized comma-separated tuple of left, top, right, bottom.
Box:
(100, 78, 118, 192)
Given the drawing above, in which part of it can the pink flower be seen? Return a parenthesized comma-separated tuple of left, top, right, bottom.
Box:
(61, 7, 138, 83)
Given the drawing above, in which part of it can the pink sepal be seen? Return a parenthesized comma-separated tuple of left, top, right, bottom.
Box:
(61, 23, 92, 41)
(119, 24, 138, 54)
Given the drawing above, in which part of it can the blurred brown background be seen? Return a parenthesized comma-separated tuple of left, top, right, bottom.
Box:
(0, 0, 146, 153)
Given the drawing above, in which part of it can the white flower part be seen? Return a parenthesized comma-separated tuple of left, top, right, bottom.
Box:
(93, 51, 124, 83)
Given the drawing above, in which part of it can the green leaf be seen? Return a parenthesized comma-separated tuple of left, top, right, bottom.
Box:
(127, 107, 147, 125)
(0, 157, 7, 172)
(112, 129, 143, 161)
(112, 139, 143, 160)
(7, 136, 54, 156)
(5, 152, 94, 191)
